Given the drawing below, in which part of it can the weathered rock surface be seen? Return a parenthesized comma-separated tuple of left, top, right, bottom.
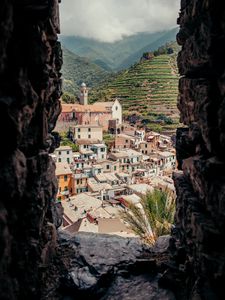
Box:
(167, 1, 225, 299)
(57, 232, 175, 300)
(0, 1, 62, 299)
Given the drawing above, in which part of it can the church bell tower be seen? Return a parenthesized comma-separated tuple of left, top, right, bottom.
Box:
(79, 82, 88, 105)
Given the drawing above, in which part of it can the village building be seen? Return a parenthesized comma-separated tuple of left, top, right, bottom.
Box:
(73, 172, 88, 194)
(91, 144, 107, 160)
(71, 124, 103, 141)
(77, 139, 101, 152)
(109, 149, 143, 173)
(87, 177, 126, 200)
(146, 132, 160, 147)
(97, 159, 120, 173)
(95, 173, 120, 187)
(139, 141, 155, 155)
(61, 194, 134, 237)
(158, 151, 176, 170)
(115, 134, 135, 149)
(55, 146, 73, 164)
(55, 162, 74, 200)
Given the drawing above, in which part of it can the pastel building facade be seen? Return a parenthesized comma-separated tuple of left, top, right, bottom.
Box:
(72, 125, 103, 141)
(55, 146, 73, 164)
(56, 163, 74, 200)
(58, 83, 122, 131)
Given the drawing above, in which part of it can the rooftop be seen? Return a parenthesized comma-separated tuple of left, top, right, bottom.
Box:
(98, 218, 132, 235)
(110, 149, 142, 159)
(95, 173, 118, 183)
(56, 145, 72, 151)
(55, 163, 72, 176)
(128, 184, 153, 195)
(74, 124, 103, 129)
(87, 178, 112, 192)
(92, 144, 107, 148)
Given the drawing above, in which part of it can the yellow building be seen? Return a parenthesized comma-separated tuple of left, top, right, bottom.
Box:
(72, 124, 103, 141)
(55, 162, 74, 201)
(74, 173, 88, 194)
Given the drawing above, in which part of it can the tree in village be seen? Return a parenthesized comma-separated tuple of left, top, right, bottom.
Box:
(120, 189, 175, 245)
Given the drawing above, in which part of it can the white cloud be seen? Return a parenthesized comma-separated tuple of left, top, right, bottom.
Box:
(60, 0, 180, 42)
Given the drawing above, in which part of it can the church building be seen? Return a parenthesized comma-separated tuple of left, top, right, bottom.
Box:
(59, 83, 122, 131)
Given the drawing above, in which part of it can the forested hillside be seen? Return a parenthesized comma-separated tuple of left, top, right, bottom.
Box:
(62, 47, 110, 96)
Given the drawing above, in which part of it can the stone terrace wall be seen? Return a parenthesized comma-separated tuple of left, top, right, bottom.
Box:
(172, 1, 225, 298)
(0, 1, 62, 299)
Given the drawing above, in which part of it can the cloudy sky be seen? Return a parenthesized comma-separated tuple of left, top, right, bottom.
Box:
(60, 0, 180, 42)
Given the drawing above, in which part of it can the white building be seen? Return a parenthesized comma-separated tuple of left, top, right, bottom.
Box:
(93, 98, 122, 125)
(158, 151, 176, 170)
(109, 149, 143, 173)
(55, 146, 73, 164)
(91, 144, 107, 160)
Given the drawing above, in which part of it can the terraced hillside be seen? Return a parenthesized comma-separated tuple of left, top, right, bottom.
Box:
(89, 46, 180, 132)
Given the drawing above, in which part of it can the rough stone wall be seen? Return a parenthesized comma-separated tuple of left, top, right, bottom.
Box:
(172, 1, 225, 298)
(0, 1, 62, 299)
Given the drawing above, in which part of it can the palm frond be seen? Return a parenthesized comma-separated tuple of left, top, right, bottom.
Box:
(120, 188, 175, 244)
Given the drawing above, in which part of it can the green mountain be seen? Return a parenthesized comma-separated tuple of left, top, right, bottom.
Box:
(118, 27, 179, 70)
(60, 28, 178, 71)
(89, 42, 181, 133)
(62, 47, 110, 95)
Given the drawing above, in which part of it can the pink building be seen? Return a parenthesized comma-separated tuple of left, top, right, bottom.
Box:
(58, 83, 122, 131)
(59, 104, 112, 130)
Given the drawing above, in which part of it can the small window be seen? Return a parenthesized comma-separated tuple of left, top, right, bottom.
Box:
(145, 144, 147, 148)
(88, 134, 91, 139)
(58, 158, 61, 162)
(126, 140, 128, 143)
(101, 148, 105, 152)
(88, 128, 91, 132)
(67, 158, 70, 163)
(78, 135, 81, 139)
(59, 151, 61, 155)
(67, 151, 70, 154)
(64, 175, 68, 182)
(78, 128, 80, 132)
(77, 179, 80, 184)
(106, 165, 110, 170)
(114, 166, 116, 171)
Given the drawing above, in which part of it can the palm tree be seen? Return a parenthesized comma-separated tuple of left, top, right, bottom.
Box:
(120, 189, 175, 245)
